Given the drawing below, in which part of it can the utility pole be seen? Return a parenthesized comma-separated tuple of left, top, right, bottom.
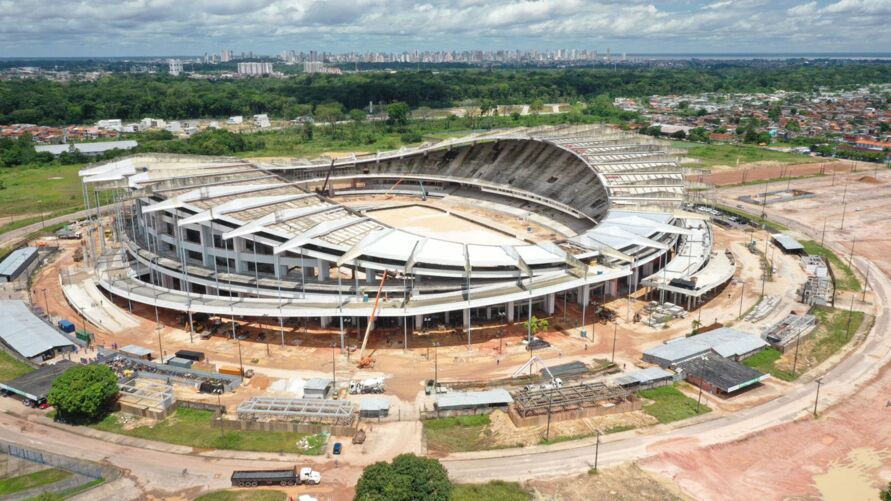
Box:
(738, 282, 745, 317)
(792, 328, 802, 376)
(862, 264, 870, 302)
(845, 293, 856, 341)
(42, 288, 49, 316)
(593, 430, 601, 472)
(696, 384, 703, 412)
(813, 377, 824, 417)
(820, 218, 827, 246)
(610, 321, 618, 363)
(545, 390, 553, 441)
(433, 341, 439, 390)
(217, 392, 225, 437)
(331, 342, 337, 392)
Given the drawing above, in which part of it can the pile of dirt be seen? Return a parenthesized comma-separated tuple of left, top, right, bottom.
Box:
(858, 175, 881, 184)
(528, 463, 693, 500)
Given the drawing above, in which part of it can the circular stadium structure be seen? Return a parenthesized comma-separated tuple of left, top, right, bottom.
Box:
(78, 125, 730, 341)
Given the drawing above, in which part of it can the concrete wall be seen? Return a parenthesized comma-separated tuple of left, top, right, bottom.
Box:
(507, 398, 641, 427)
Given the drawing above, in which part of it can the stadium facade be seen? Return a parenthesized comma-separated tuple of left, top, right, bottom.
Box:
(79, 125, 720, 341)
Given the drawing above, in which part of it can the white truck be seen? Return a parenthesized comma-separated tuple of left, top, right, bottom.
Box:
(299, 467, 321, 485)
(349, 377, 385, 394)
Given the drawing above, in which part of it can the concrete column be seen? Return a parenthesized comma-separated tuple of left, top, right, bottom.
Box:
(463, 308, 470, 331)
(200, 225, 213, 267)
(577, 285, 590, 306)
(320, 316, 332, 328)
(274, 255, 285, 279)
(318, 262, 330, 281)
(234, 238, 246, 273)
(546, 293, 556, 315)
(507, 301, 515, 322)
(415, 314, 424, 328)
(445, 311, 450, 324)
(486, 307, 492, 320)
(607, 279, 619, 298)
(365, 268, 376, 285)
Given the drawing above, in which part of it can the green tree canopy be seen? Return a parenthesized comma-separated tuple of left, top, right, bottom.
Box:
(47, 364, 118, 419)
(355, 454, 452, 501)
(386, 102, 411, 126)
(524, 315, 549, 336)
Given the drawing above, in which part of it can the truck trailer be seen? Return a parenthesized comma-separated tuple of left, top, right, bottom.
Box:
(230, 466, 320, 487)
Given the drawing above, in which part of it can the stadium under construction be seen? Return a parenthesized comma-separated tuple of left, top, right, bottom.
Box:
(77, 124, 733, 347)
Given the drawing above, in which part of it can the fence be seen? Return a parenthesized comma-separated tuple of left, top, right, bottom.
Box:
(212, 417, 356, 437)
(0, 439, 119, 482)
(177, 399, 226, 414)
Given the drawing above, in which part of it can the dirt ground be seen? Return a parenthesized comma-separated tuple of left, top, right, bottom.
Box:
(527, 463, 693, 501)
(485, 409, 659, 448)
(640, 168, 891, 500)
(688, 159, 875, 187)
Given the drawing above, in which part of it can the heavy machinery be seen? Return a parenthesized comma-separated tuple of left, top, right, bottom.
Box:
(356, 270, 390, 365)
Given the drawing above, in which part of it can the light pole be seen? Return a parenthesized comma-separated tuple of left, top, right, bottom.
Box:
(610, 321, 618, 363)
(42, 288, 49, 316)
(331, 342, 337, 392)
(433, 341, 439, 390)
(813, 377, 824, 417)
(696, 384, 703, 413)
(738, 282, 745, 318)
(217, 392, 225, 437)
(593, 430, 601, 473)
(792, 329, 802, 376)
(545, 389, 553, 442)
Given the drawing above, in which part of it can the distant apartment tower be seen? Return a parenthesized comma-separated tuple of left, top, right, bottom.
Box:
(237, 62, 273, 75)
(221, 50, 232, 63)
(303, 61, 324, 74)
(168, 59, 183, 76)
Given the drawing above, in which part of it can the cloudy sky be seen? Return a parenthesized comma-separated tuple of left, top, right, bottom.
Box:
(2, 0, 889, 57)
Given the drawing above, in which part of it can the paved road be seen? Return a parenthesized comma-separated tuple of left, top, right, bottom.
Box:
(441, 208, 891, 481)
(0, 208, 96, 248)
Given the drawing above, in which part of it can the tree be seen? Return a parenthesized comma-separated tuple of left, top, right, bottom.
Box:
(385, 102, 411, 127)
(314, 102, 345, 137)
(349, 109, 367, 122)
(881, 482, 891, 501)
(355, 454, 452, 501)
(524, 315, 549, 336)
(671, 129, 687, 140)
(530, 98, 544, 114)
(47, 364, 118, 420)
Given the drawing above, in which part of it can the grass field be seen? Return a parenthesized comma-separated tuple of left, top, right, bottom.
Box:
(0, 164, 85, 218)
(195, 490, 288, 501)
(92, 408, 328, 454)
(423, 415, 495, 453)
(22, 477, 105, 501)
(0, 349, 34, 382)
(452, 481, 531, 501)
(743, 348, 797, 381)
(811, 307, 865, 364)
(800, 240, 861, 292)
(674, 142, 813, 169)
(0, 468, 72, 496)
(638, 384, 711, 424)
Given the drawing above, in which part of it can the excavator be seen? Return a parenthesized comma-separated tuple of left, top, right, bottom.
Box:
(356, 270, 390, 368)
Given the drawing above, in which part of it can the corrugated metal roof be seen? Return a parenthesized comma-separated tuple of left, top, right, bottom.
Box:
(359, 398, 390, 412)
(304, 378, 332, 392)
(615, 367, 673, 386)
(36, 140, 138, 155)
(772, 234, 804, 251)
(0, 301, 75, 358)
(120, 344, 152, 357)
(643, 328, 767, 365)
(0, 247, 38, 279)
(436, 389, 513, 410)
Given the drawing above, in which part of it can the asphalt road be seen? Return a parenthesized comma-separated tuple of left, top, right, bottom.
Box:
(0, 208, 96, 249)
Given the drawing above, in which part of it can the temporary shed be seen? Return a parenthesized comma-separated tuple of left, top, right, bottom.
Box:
(0, 301, 76, 361)
(0, 247, 38, 283)
(359, 398, 390, 418)
(642, 327, 767, 368)
(435, 389, 513, 411)
(0, 361, 77, 402)
(303, 378, 333, 399)
(676, 355, 769, 395)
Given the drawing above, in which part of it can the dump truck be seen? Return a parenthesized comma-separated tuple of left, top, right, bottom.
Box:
(230, 466, 321, 487)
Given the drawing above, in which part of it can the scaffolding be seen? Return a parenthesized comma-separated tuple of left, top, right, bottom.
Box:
(511, 382, 632, 418)
(236, 397, 355, 425)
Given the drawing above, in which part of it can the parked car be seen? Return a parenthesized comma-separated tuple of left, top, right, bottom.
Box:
(332, 442, 343, 455)
(525, 337, 551, 351)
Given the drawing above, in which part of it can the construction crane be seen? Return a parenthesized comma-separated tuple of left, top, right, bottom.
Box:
(356, 270, 390, 366)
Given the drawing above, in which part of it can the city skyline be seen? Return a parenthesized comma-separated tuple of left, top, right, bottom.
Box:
(2, 0, 889, 57)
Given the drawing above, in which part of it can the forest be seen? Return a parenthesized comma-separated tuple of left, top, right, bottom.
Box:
(2, 63, 890, 125)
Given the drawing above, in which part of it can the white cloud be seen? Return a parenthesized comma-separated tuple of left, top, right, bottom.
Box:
(0, 0, 885, 56)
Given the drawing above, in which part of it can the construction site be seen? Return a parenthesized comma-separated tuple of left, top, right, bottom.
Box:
(1, 126, 885, 501)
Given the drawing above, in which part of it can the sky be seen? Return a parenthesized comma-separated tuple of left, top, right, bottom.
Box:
(2, 0, 890, 57)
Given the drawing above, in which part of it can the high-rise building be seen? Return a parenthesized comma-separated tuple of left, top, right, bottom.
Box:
(303, 61, 324, 74)
(168, 59, 183, 76)
(237, 62, 273, 75)
(221, 50, 232, 63)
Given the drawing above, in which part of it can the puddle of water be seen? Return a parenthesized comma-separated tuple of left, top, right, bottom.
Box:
(812, 448, 887, 501)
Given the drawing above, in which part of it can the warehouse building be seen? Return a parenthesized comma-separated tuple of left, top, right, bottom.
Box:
(0, 247, 39, 283)
(642, 327, 767, 368)
(435, 389, 513, 411)
(0, 301, 76, 362)
(614, 367, 675, 390)
(676, 354, 769, 395)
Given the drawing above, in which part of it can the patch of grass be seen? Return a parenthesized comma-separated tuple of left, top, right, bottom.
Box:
(0, 348, 34, 381)
(714, 204, 789, 232)
(0, 468, 73, 496)
(23, 477, 105, 501)
(91, 408, 327, 454)
(0, 164, 85, 218)
(674, 141, 813, 169)
(639, 384, 711, 424)
(452, 481, 531, 501)
(423, 414, 495, 453)
(743, 348, 797, 381)
(801, 240, 861, 292)
(605, 424, 636, 434)
(538, 432, 595, 445)
(194, 490, 288, 501)
(811, 307, 865, 364)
